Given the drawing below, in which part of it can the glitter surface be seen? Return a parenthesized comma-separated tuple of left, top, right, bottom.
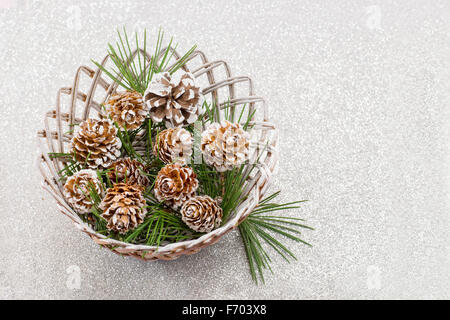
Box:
(0, 0, 449, 299)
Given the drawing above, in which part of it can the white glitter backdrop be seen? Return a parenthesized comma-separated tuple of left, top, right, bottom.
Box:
(0, 0, 449, 299)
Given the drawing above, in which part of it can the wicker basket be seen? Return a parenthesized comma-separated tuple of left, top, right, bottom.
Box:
(37, 47, 278, 261)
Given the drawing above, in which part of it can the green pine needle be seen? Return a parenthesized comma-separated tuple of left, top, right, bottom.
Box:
(238, 192, 313, 284)
(123, 204, 200, 246)
(92, 28, 197, 95)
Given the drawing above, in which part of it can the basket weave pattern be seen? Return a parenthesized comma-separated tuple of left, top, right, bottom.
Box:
(37, 48, 278, 260)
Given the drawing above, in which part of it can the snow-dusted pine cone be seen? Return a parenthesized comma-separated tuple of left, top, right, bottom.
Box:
(201, 120, 250, 172)
(180, 195, 223, 233)
(104, 91, 148, 130)
(100, 183, 147, 234)
(70, 119, 122, 169)
(144, 71, 202, 127)
(153, 127, 193, 165)
(154, 164, 198, 209)
(63, 169, 103, 214)
(107, 157, 149, 190)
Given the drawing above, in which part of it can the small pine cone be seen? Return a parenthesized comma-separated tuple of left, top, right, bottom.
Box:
(70, 119, 122, 169)
(180, 195, 223, 233)
(105, 91, 148, 130)
(144, 71, 202, 127)
(107, 157, 149, 190)
(63, 169, 103, 214)
(201, 120, 250, 172)
(154, 164, 198, 208)
(153, 127, 193, 165)
(100, 183, 147, 234)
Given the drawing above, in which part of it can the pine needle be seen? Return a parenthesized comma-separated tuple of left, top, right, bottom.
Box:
(238, 191, 312, 284)
(92, 28, 197, 95)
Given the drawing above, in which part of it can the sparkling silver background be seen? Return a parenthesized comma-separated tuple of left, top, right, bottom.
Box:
(0, 0, 449, 299)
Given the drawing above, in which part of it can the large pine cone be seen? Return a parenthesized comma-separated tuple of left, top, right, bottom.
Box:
(154, 164, 198, 208)
(70, 119, 122, 169)
(144, 71, 202, 127)
(153, 127, 193, 165)
(100, 183, 147, 234)
(105, 91, 148, 130)
(63, 169, 103, 214)
(107, 157, 149, 190)
(201, 120, 250, 172)
(180, 195, 223, 233)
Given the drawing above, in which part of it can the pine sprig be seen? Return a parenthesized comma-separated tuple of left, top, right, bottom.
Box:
(194, 164, 222, 199)
(49, 152, 81, 179)
(122, 199, 201, 246)
(86, 181, 107, 231)
(92, 28, 197, 95)
(238, 192, 312, 284)
(114, 121, 144, 161)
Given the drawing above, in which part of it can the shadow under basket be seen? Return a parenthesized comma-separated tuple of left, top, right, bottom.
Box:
(36, 48, 278, 261)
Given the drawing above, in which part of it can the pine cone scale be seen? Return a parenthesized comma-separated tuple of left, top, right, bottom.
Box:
(105, 91, 148, 130)
(144, 71, 202, 127)
(70, 119, 121, 169)
(201, 120, 250, 172)
(100, 183, 147, 234)
(63, 169, 103, 214)
(154, 164, 198, 209)
(107, 157, 149, 190)
(181, 196, 223, 233)
(153, 127, 193, 165)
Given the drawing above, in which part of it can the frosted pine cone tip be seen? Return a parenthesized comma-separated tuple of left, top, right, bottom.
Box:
(63, 169, 103, 214)
(107, 157, 150, 190)
(181, 195, 223, 233)
(105, 91, 149, 130)
(201, 120, 250, 172)
(144, 71, 202, 127)
(70, 118, 122, 169)
(153, 127, 193, 165)
(100, 183, 147, 234)
(154, 163, 198, 209)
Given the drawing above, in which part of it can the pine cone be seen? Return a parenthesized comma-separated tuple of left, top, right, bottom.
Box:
(154, 164, 198, 208)
(63, 169, 103, 214)
(105, 91, 148, 130)
(70, 119, 122, 169)
(153, 127, 193, 165)
(144, 71, 202, 127)
(100, 183, 147, 234)
(201, 120, 250, 172)
(180, 195, 223, 233)
(107, 157, 149, 190)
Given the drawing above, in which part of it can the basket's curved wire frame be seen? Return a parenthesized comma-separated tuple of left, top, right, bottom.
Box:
(36, 48, 278, 260)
